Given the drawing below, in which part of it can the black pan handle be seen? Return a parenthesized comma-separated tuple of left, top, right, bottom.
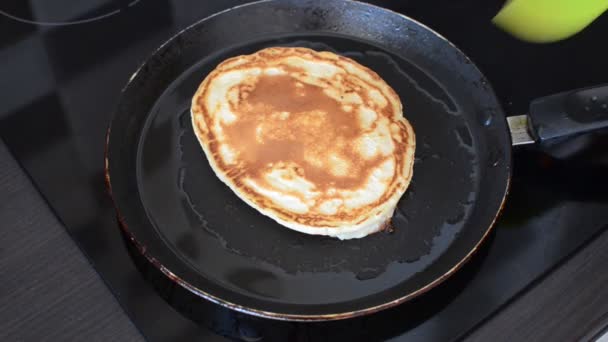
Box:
(527, 84, 608, 143)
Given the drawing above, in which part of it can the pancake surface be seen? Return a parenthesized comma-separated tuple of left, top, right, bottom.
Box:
(191, 47, 415, 239)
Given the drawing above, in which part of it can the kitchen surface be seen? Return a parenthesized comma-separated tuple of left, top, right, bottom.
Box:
(1, 0, 608, 341)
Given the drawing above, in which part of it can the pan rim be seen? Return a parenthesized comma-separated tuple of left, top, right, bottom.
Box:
(105, 0, 512, 321)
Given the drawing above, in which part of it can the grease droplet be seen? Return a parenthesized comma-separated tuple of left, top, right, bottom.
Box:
(356, 268, 381, 281)
(179, 110, 190, 128)
(393, 207, 410, 225)
(477, 109, 493, 126)
(446, 211, 465, 224)
(455, 125, 473, 147)
(177, 167, 186, 190)
(488, 149, 503, 167)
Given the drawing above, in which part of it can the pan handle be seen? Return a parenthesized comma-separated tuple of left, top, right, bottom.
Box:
(508, 84, 608, 146)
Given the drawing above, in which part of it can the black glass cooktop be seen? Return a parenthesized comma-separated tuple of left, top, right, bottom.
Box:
(1, 1, 608, 341)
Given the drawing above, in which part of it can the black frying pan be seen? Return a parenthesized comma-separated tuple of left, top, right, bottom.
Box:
(105, 0, 608, 321)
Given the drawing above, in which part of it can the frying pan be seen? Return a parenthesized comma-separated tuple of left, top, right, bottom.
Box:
(105, 0, 608, 321)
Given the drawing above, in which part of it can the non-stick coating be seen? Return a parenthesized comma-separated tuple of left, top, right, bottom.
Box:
(107, 0, 511, 320)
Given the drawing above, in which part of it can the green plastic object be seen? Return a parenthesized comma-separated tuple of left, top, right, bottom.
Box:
(492, 0, 608, 43)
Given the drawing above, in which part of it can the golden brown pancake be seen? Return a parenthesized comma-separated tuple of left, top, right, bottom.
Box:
(191, 47, 415, 239)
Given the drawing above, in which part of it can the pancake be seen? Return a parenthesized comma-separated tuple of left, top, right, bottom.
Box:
(191, 47, 415, 240)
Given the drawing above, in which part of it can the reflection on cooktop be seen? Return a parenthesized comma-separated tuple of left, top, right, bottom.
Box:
(0, 0, 142, 26)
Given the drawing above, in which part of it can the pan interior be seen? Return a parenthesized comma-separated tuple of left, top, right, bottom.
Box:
(137, 34, 484, 309)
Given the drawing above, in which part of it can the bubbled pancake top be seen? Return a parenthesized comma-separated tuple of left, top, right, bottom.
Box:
(191, 47, 415, 228)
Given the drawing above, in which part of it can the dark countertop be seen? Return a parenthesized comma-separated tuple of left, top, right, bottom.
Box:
(0, 137, 144, 342)
(466, 225, 608, 342)
(1, 1, 607, 341)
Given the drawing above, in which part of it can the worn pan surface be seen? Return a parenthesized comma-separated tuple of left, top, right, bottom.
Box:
(106, 0, 511, 321)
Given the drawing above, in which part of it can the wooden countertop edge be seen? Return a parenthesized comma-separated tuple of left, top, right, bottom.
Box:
(464, 225, 608, 342)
